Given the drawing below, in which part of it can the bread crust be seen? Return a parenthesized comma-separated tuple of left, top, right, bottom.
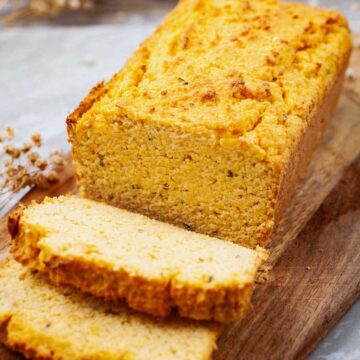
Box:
(273, 51, 351, 241)
(42, 260, 254, 323)
(2, 339, 54, 360)
(66, 81, 107, 136)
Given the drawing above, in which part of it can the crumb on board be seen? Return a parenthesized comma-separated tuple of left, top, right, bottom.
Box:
(256, 263, 272, 284)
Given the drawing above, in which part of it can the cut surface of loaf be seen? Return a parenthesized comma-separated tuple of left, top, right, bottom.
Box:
(0, 260, 220, 360)
(67, 0, 351, 248)
(9, 196, 267, 322)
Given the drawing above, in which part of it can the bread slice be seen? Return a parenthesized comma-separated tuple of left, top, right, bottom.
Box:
(67, 0, 351, 249)
(0, 260, 220, 360)
(9, 196, 267, 322)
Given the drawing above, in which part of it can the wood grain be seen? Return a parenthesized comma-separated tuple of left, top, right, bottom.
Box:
(0, 40, 359, 360)
(214, 155, 360, 360)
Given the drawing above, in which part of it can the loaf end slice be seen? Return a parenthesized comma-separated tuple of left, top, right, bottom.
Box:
(10, 196, 268, 322)
(0, 260, 220, 360)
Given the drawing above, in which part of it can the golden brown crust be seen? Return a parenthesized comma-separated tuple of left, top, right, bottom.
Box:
(66, 82, 107, 137)
(4, 340, 54, 360)
(45, 261, 253, 322)
(0, 314, 54, 360)
(9, 205, 41, 268)
(7, 208, 22, 240)
(273, 49, 351, 236)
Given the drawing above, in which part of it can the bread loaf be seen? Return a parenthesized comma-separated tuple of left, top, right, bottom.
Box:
(67, 0, 351, 248)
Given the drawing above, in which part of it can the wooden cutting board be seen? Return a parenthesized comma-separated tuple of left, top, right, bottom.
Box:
(0, 42, 359, 360)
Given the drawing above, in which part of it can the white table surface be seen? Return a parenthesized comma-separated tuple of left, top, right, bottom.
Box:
(0, 0, 359, 358)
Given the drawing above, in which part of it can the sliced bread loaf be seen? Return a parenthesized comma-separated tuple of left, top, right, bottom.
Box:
(0, 260, 220, 360)
(9, 196, 267, 322)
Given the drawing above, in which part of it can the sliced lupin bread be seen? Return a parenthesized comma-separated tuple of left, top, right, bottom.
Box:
(0, 260, 220, 360)
(9, 196, 267, 323)
(67, 0, 351, 249)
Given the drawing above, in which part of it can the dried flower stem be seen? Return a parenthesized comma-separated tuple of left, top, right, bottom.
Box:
(0, 0, 98, 22)
(0, 126, 67, 212)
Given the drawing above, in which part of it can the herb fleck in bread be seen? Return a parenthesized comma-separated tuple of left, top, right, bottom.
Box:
(9, 196, 267, 323)
(0, 260, 220, 360)
(67, 0, 351, 248)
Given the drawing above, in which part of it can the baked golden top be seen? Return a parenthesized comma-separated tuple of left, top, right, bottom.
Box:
(0, 260, 220, 360)
(73, 0, 351, 162)
(10, 196, 267, 321)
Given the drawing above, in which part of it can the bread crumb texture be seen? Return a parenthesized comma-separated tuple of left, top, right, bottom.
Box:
(67, 0, 351, 247)
(0, 260, 220, 360)
(10, 196, 267, 322)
